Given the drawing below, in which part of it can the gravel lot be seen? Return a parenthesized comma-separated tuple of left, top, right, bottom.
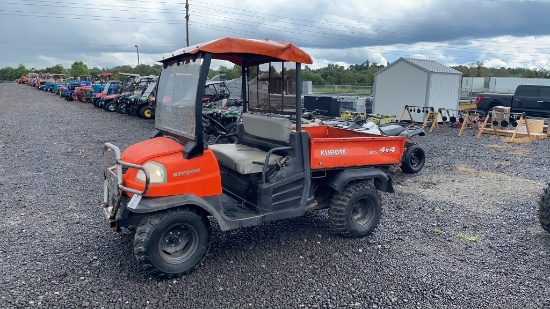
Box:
(1, 82, 549, 308)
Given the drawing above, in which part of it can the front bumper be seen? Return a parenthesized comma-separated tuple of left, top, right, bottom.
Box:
(103, 143, 150, 229)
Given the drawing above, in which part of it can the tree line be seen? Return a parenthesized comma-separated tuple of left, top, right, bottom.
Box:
(0, 62, 162, 82)
(1, 60, 549, 84)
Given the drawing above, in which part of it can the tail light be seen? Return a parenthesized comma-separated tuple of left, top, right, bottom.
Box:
(475, 96, 482, 104)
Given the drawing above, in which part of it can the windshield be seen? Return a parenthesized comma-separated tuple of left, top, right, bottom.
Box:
(142, 82, 156, 97)
(155, 56, 203, 139)
(102, 82, 111, 94)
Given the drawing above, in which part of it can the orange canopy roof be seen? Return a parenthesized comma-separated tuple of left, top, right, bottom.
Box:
(159, 37, 313, 66)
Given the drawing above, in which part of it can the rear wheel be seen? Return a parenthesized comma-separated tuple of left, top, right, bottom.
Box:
(134, 208, 212, 278)
(127, 104, 137, 116)
(400, 143, 425, 174)
(539, 184, 550, 233)
(328, 181, 381, 238)
(118, 103, 127, 114)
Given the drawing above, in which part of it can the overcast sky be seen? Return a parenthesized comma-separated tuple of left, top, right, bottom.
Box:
(2, 0, 550, 70)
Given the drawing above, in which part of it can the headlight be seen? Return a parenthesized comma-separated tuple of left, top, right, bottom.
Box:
(136, 161, 167, 184)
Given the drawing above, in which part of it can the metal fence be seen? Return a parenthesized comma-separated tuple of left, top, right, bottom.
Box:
(312, 84, 373, 96)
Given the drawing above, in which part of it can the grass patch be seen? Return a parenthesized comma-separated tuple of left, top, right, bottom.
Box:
(456, 232, 481, 242)
(504, 137, 534, 144)
(507, 148, 529, 156)
(495, 160, 512, 168)
(433, 228, 442, 234)
(484, 144, 507, 149)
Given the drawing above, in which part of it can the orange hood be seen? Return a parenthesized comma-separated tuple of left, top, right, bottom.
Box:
(121, 137, 183, 165)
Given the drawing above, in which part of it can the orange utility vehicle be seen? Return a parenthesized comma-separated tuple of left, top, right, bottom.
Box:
(103, 37, 409, 278)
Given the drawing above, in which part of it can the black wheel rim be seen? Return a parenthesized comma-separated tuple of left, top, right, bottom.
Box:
(158, 223, 199, 264)
(410, 149, 422, 168)
(351, 198, 375, 226)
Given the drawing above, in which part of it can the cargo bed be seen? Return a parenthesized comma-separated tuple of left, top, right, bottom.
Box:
(302, 126, 407, 170)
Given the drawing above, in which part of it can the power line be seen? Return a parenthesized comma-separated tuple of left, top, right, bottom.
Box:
(1, 0, 550, 66)
(0, 0, 510, 43)
(3, 0, 550, 50)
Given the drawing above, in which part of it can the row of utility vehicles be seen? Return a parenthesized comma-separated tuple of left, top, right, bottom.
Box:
(102, 37, 426, 278)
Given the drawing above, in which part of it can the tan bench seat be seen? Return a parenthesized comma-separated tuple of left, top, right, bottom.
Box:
(209, 144, 282, 174)
(208, 113, 292, 174)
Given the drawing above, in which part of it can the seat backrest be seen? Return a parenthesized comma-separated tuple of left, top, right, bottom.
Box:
(241, 113, 292, 143)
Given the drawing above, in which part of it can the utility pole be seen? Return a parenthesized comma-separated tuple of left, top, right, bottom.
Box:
(185, 0, 190, 47)
(134, 45, 140, 66)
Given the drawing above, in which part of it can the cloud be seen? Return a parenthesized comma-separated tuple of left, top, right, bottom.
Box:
(2, 0, 550, 70)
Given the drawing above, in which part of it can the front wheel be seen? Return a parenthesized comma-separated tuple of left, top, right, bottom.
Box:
(140, 106, 154, 119)
(539, 184, 550, 233)
(104, 101, 116, 112)
(400, 143, 425, 174)
(133, 208, 212, 278)
(328, 181, 382, 238)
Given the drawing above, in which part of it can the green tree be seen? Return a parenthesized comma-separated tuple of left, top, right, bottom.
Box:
(44, 64, 65, 74)
(69, 61, 90, 78)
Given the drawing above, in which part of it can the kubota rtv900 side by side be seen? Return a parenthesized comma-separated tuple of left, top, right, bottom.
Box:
(102, 37, 410, 278)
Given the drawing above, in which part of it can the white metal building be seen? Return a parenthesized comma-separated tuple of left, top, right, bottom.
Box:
(373, 58, 463, 117)
(460, 77, 550, 94)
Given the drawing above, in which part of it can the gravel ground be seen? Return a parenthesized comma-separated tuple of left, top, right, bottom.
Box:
(1, 82, 550, 308)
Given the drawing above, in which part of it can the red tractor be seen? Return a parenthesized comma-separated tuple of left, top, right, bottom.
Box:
(102, 37, 411, 278)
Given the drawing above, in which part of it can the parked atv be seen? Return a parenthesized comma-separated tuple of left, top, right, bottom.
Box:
(203, 80, 230, 104)
(203, 98, 242, 128)
(108, 76, 157, 113)
(119, 80, 157, 117)
(102, 37, 409, 278)
(81, 85, 103, 103)
(96, 82, 125, 109)
(93, 81, 124, 107)
(63, 81, 91, 101)
(539, 184, 550, 233)
(73, 85, 92, 102)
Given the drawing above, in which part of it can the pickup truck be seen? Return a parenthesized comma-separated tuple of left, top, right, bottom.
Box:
(475, 84, 550, 117)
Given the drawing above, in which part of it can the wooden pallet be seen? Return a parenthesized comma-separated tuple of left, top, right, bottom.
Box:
(476, 113, 548, 142)
(479, 128, 547, 140)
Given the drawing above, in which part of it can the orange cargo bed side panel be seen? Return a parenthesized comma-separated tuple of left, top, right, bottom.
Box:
(302, 126, 407, 170)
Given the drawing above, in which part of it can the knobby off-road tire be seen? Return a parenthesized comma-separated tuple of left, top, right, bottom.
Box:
(329, 181, 382, 238)
(118, 103, 127, 114)
(538, 184, 550, 233)
(224, 121, 238, 143)
(133, 208, 212, 279)
(104, 101, 117, 112)
(129, 105, 140, 116)
(115, 102, 124, 114)
(400, 143, 426, 174)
